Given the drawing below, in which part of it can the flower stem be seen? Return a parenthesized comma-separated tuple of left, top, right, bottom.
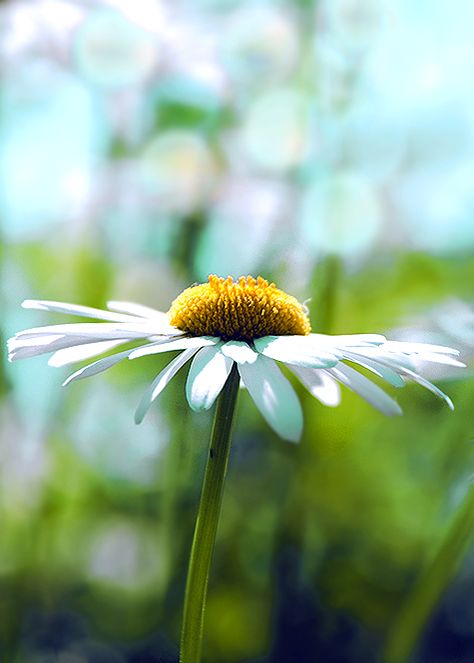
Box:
(180, 364, 240, 663)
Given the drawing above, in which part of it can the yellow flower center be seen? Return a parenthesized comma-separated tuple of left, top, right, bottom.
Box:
(168, 275, 311, 341)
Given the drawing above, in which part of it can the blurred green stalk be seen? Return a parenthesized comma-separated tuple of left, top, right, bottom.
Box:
(384, 484, 474, 663)
(309, 254, 341, 335)
(180, 364, 240, 663)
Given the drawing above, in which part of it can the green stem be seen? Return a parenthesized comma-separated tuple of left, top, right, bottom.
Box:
(180, 364, 240, 663)
(309, 254, 341, 334)
(383, 484, 474, 663)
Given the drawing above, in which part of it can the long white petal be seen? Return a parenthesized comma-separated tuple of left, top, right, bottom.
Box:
(8, 333, 130, 361)
(352, 347, 417, 372)
(8, 330, 176, 362)
(186, 346, 233, 411)
(397, 367, 455, 409)
(106, 300, 169, 321)
(382, 340, 460, 356)
(409, 352, 465, 368)
(48, 340, 126, 367)
(62, 348, 136, 386)
(328, 364, 402, 416)
(254, 336, 340, 368)
(238, 355, 303, 442)
(310, 333, 387, 347)
(15, 321, 176, 340)
(356, 347, 457, 408)
(129, 336, 218, 359)
(8, 334, 64, 360)
(22, 299, 135, 322)
(135, 348, 199, 424)
(341, 350, 405, 387)
(221, 341, 259, 364)
(290, 366, 341, 406)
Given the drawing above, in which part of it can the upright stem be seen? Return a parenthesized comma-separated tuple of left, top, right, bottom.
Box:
(309, 254, 341, 334)
(180, 364, 240, 663)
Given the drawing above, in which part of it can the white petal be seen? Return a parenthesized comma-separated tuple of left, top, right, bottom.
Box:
(328, 364, 402, 416)
(186, 346, 233, 411)
(15, 321, 174, 340)
(9, 326, 177, 362)
(254, 336, 341, 368)
(22, 299, 135, 322)
(238, 355, 303, 442)
(353, 347, 417, 372)
(341, 350, 405, 387)
(135, 348, 199, 424)
(106, 300, 169, 321)
(8, 334, 64, 360)
(290, 366, 341, 407)
(311, 333, 387, 347)
(8, 333, 129, 361)
(129, 336, 218, 359)
(383, 340, 460, 356)
(48, 340, 125, 367)
(221, 341, 258, 364)
(62, 348, 135, 386)
(398, 367, 455, 410)
(410, 352, 465, 368)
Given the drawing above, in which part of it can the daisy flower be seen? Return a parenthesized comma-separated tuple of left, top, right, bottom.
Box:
(6, 274, 466, 663)
(7, 275, 464, 442)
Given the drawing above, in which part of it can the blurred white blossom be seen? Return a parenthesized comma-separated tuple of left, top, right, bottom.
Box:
(239, 88, 314, 172)
(87, 521, 166, 590)
(220, 6, 299, 88)
(139, 130, 217, 214)
(0, 65, 100, 238)
(73, 8, 160, 88)
(195, 176, 292, 278)
(70, 382, 170, 485)
(299, 172, 381, 258)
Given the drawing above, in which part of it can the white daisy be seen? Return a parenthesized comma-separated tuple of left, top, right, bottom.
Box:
(7, 275, 464, 442)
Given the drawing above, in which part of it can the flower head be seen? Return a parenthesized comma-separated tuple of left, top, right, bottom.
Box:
(7, 275, 464, 442)
(168, 275, 311, 340)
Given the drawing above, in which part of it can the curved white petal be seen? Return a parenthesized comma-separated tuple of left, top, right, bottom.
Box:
(290, 366, 341, 407)
(221, 341, 258, 364)
(15, 321, 175, 340)
(398, 367, 455, 409)
(341, 350, 405, 387)
(328, 364, 402, 416)
(254, 336, 340, 368)
(8, 333, 132, 362)
(62, 348, 135, 386)
(238, 355, 303, 442)
(383, 340, 460, 356)
(107, 300, 169, 321)
(410, 352, 465, 368)
(22, 299, 135, 322)
(353, 347, 417, 372)
(129, 336, 218, 359)
(8, 329, 177, 362)
(135, 348, 199, 424)
(311, 333, 386, 347)
(48, 340, 125, 367)
(8, 334, 64, 361)
(186, 346, 233, 411)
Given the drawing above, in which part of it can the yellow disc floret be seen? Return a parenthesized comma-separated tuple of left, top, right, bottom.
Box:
(168, 275, 311, 341)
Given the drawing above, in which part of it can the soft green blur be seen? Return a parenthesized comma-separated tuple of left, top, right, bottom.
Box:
(1, 1, 473, 662)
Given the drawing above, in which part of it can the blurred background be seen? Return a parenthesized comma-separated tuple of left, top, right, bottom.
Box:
(1, 0, 474, 661)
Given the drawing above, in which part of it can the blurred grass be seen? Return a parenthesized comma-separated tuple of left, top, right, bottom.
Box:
(384, 483, 474, 663)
